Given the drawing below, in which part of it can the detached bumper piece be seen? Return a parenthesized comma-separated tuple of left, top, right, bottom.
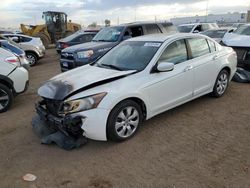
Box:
(233, 68, 250, 83)
(32, 102, 88, 150)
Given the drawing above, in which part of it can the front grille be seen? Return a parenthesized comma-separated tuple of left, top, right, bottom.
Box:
(61, 52, 75, 61)
(44, 99, 62, 116)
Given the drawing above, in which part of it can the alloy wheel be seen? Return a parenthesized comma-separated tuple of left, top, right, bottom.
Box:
(216, 72, 228, 95)
(115, 106, 139, 138)
(27, 55, 36, 66)
(0, 89, 9, 111)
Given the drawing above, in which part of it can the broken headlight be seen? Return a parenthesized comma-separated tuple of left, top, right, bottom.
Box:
(59, 92, 107, 115)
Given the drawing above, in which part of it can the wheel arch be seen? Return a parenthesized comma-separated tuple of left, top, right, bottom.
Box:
(25, 50, 39, 59)
(0, 75, 14, 90)
(110, 97, 147, 120)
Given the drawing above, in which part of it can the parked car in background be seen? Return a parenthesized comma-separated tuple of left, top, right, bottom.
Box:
(222, 24, 250, 70)
(0, 40, 30, 70)
(177, 23, 219, 33)
(60, 21, 178, 71)
(201, 28, 233, 43)
(56, 30, 98, 54)
(0, 47, 29, 112)
(1, 34, 45, 66)
(36, 33, 237, 142)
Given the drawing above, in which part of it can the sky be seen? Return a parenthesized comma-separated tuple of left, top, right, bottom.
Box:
(0, 0, 250, 28)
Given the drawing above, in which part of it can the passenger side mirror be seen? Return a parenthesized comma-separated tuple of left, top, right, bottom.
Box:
(11, 37, 19, 43)
(193, 30, 199, 33)
(156, 62, 174, 72)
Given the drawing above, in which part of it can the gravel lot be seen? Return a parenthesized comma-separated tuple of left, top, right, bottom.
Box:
(0, 49, 250, 188)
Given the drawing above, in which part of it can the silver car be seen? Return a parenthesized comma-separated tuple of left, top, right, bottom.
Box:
(1, 34, 45, 66)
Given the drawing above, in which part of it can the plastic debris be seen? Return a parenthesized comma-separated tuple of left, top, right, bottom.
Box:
(22, 173, 37, 182)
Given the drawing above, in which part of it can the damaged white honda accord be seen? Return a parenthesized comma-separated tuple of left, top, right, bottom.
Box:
(35, 33, 237, 142)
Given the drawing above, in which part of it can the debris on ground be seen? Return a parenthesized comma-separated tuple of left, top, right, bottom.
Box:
(32, 115, 88, 150)
(22, 173, 37, 182)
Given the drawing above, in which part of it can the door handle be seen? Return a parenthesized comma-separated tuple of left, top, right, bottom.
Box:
(213, 55, 218, 60)
(184, 65, 193, 72)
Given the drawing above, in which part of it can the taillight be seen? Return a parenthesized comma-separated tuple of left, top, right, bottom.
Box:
(61, 42, 69, 49)
(5, 57, 21, 66)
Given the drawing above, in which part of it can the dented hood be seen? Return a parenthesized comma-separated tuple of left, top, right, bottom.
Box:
(38, 65, 136, 100)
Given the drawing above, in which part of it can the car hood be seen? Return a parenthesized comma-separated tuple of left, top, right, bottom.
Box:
(62, 41, 118, 53)
(222, 33, 250, 47)
(38, 65, 136, 100)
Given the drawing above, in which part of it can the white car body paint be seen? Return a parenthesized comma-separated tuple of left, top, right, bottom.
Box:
(223, 32, 250, 47)
(39, 33, 237, 141)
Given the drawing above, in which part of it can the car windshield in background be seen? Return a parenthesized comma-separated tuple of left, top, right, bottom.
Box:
(233, 25, 250, 36)
(177, 25, 194, 33)
(61, 32, 81, 41)
(202, 30, 227, 38)
(92, 26, 124, 42)
(96, 41, 161, 71)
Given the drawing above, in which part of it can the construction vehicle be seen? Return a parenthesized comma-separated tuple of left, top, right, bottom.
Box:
(21, 11, 81, 48)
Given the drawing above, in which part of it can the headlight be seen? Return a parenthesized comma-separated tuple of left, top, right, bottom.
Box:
(77, 50, 94, 59)
(59, 92, 107, 115)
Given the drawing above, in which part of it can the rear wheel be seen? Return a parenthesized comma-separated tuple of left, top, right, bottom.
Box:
(107, 100, 143, 142)
(0, 83, 13, 113)
(26, 52, 38, 66)
(212, 69, 229, 97)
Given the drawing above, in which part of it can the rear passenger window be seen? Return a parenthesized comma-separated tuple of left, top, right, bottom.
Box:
(145, 24, 161, 34)
(159, 39, 188, 64)
(207, 39, 216, 52)
(188, 38, 210, 58)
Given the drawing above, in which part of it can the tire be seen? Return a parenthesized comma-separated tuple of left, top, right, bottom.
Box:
(107, 100, 143, 142)
(211, 69, 230, 98)
(0, 83, 13, 113)
(26, 52, 38, 66)
(34, 33, 50, 49)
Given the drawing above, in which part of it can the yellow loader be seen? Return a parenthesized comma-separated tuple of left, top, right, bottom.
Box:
(21, 11, 81, 48)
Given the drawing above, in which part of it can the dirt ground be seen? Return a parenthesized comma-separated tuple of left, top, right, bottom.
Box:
(0, 49, 250, 188)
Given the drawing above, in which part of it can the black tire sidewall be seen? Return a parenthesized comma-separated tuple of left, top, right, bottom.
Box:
(0, 83, 13, 113)
(212, 69, 229, 98)
(107, 100, 143, 142)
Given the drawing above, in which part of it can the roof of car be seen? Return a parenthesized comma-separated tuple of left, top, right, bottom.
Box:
(179, 23, 216, 26)
(119, 21, 173, 27)
(128, 33, 208, 42)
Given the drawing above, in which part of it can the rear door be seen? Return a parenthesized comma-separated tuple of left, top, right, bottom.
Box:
(186, 38, 218, 96)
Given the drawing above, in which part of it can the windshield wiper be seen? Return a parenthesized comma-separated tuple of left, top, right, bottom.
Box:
(101, 64, 123, 71)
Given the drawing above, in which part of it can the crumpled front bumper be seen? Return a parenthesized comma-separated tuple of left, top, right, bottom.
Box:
(35, 102, 84, 137)
(34, 100, 110, 141)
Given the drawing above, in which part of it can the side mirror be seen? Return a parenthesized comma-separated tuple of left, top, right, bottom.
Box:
(156, 62, 174, 72)
(11, 37, 19, 42)
(122, 35, 132, 41)
(193, 30, 199, 33)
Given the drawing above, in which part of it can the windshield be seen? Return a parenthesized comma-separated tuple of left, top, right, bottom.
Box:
(95, 41, 161, 71)
(177, 25, 194, 33)
(92, 26, 124, 42)
(202, 30, 227, 38)
(233, 25, 250, 36)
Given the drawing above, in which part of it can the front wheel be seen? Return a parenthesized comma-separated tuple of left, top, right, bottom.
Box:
(26, 52, 38, 66)
(212, 69, 230, 98)
(107, 100, 143, 142)
(0, 83, 13, 113)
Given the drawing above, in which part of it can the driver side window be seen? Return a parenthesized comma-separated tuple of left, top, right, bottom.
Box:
(159, 39, 188, 64)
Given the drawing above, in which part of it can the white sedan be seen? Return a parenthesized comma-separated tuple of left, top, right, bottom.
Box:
(36, 33, 237, 142)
